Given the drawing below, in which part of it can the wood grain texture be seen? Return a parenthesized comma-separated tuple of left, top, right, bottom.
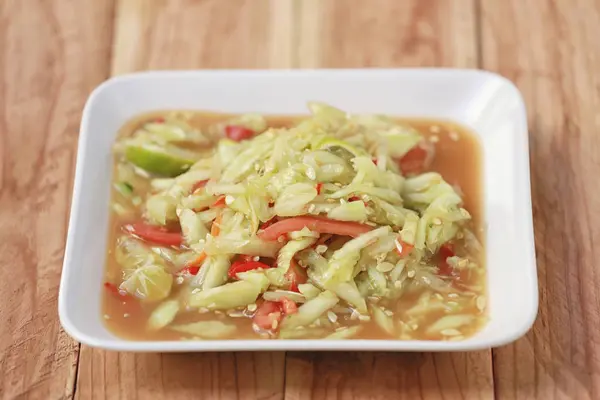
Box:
(286, 1, 493, 399)
(111, 0, 295, 75)
(0, 0, 114, 399)
(481, 0, 600, 399)
(76, 1, 292, 399)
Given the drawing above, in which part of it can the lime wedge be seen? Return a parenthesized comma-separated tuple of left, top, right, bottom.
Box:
(125, 144, 196, 177)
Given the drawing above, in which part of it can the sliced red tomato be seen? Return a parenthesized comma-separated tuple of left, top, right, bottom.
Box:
(178, 266, 200, 276)
(394, 239, 414, 257)
(190, 179, 209, 193)
(259, 217, 277, 230)
(124, 223, 183, 246)
(315, 182, 323, 195)
(258, 216, 373, 241)
(228, 260, 273, 279)
(285, 259, 308, 292)
(237, 254, 255, 262)
(155, 117, 165, 123)
(398, 144, 429, 175)
(279, 296, 298, 315)
(438, 243, 455, 276)
(371, 158, 379, 166)
(253, 301, 283, 330)
(225, 125, 255, 141)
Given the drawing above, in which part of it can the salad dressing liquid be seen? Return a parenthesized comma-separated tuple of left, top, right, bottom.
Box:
(103, 112, 485, 341)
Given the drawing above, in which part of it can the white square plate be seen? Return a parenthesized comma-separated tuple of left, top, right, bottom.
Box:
(59, 69, 537, 352)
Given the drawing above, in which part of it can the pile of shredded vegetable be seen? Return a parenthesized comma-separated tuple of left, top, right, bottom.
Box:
(107, 103, 484, 340)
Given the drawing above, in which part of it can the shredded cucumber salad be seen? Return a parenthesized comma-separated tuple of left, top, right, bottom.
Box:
(107, 103, 485, 340)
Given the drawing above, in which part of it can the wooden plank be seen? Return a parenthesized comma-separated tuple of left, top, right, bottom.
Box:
(75, 1, 293, 398)
(0, 0, 114, 399)
(111, 0, 295, 75)
(286, 1, 494, 399)
(481, 0, 600, 399)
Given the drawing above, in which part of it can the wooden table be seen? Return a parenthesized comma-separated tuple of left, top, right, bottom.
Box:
(1, 0, 599, 398)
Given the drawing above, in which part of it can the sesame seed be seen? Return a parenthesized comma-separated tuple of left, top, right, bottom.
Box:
(407, 270, 416, 278)
(271, 319, 279, 330)
(247, 303, 258, 312)
(225, 195, 235, 205)
(429, 125, 441, 133)
(358, 315, 371, 322)
(253, 256, 260, 262)
(316, 245, 328, 254)
(327, 311, 338, 323)
(376, 262, 395, 273)
(103, 314, 110, 320)
(432, 217, 442, 225)
(429, 135, 439, 143)
(449, 131, 460, 141)
(227, 310, 244, 317)
(176, 276, 184, 285)
(123, 313, 130, 318)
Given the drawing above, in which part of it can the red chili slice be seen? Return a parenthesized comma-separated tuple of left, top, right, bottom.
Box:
(178, 266, 201, 276)
(315, 183, 323, 195)
(212, 195, 226, 208)
(190, 180, 209, 193)
(394, 239, 414, 258)
(228, 260, 273, 279)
